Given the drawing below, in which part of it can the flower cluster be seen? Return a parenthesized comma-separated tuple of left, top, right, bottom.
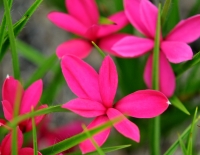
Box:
(1, 0, 200, 154)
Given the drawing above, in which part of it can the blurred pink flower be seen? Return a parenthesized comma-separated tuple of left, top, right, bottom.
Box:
(36, 117, 83, 154)
(61, 55, 169, 153)
(1, 76, 48, 132)
(48, 0, 129, 58)
(0, 127, 42, 155)
(112, 0, 200, 97)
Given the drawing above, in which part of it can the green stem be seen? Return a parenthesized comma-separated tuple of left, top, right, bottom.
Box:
(31, 107, 38, 155)
(3, 0, 20, 79)
(92, 41, 106, 58)
(151, 4, 161, 155)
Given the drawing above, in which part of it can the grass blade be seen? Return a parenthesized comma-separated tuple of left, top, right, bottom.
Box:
(178, 134, 187, 155)
(3, 0, 20, 79)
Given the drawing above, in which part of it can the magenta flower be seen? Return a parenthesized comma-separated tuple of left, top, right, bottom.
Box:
(0, 127, 42, 155)
(47, 0, 129, 58)
(61, 55, 169, 153)
(1, 76, 48, 132)
(112, 0, 200, 97)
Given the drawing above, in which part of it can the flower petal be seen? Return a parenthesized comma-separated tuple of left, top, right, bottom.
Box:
(2, 76, 24, 108)
(107, 108, 140, 142)
(144, 52, 175, 97)
(97, 11, 129, 37)
(98, 33, 131, 56)
(161, 41, 193, 63)
(20, 80, 43, 115)
(79, 116, 111, 154)
(99, 56, 118, 108)
(115, 90, 169, 118)
(61, 55, 101, 101)
(66, 0, 99, 27)
(1, 127, 23, 155)
(166, 15, 200, 43)
(112, 36, 154, 57)
(140, 0, 158, 38)
(62, 98, 106, 117)
(124, 0, 149, 36)
(19, 148, 42, 155)
(2, 100, 13, 120)
(56, 39, 92, 59)
(47, 12, 87, 37)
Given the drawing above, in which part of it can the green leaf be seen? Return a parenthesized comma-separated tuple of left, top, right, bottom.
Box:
(178, 134, 187, 155)
(169, 96, 190, 115)
(163, 115, 200, 155)
(175, 52, 200, 78)
(40, 116, 123, 155)
(16, 39, 45, 66)
(0, 0, 43, 61)
(162, 0, 179, 36)
(24, 53, 58, 89)
(161, 0, 171, 25)
(187, 108, 198, 155)
(67, 145, 131, 155)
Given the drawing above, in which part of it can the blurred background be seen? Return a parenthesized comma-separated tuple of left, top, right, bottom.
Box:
(1, 0, 200, 154)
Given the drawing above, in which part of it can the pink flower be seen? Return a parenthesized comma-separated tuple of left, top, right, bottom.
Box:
(47, 0, 129, 58)
(112, 0, 200, 97)
(1, 76, 48, 132)
(61, 55, 169, 153)
(0, 127, 42, 155)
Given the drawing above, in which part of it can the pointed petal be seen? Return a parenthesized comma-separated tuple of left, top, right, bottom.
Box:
(124, 0, 149, 36)
(2, 76, 24, 107)
(97, 11, 129, 37)
(24, 104, 48, 132)
(98, 33, 131, 56)
(56, 39, 92, 59)
(112, 36, 154, 57)
(1, 127, 23, 155)
(66, 0, 99, 27)
(140, 0, 158, 38)
(144, 52, 175, 97)
(20, 80, 42, 115)
(107, 108, 140, 142)
(19, 148, 42, 155)
(47, 12, 87, 37)
(115, 89, 169, 118)
(161, 41, 193, 63)
(166, 15, 200, 43)
(99, 56, 117, 108)
(2, 100, 13, 120)
(62, 98, 106, 117)
(61, 55, 101, 101)
(80, 116, 111, 154)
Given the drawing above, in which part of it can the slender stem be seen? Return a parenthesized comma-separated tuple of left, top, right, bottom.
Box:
(92, 41, 106, 58)
(3, 0, 20, 79)
(151, 4, 161, 155)
(31, 107, 39, 155)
